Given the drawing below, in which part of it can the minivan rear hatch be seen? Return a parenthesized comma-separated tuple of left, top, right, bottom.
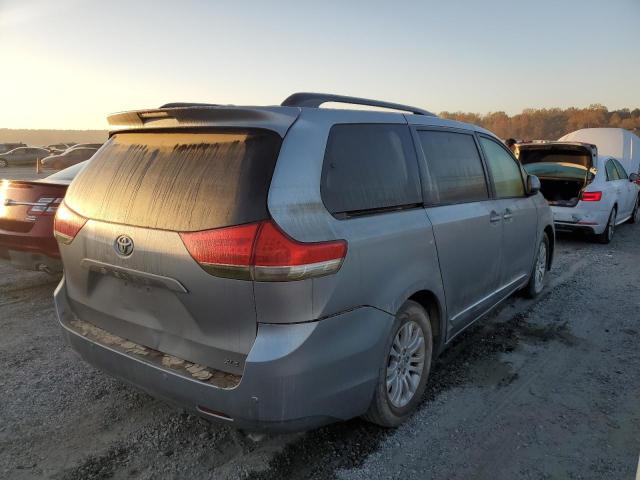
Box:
(519, 142, 596, 207)
(61, 124, 287, 376)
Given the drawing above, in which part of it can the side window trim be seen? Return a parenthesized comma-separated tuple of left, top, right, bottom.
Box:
(410, 125, 493, 206)
(476, 133, 527, 199)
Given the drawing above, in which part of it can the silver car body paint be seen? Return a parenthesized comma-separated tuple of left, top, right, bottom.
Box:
(54, 101, 554, 431)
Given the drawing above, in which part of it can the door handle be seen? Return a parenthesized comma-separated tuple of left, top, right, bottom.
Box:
(503, 209, 513, 221)
(489, 211, 502, 223)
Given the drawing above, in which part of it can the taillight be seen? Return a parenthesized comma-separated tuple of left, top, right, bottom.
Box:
(179, 223, 260, 280)
(180, 220, 348, 281)
(54, 202, 88, 244)
(581, 191, 602, 202)
(28, 197, 63, 216)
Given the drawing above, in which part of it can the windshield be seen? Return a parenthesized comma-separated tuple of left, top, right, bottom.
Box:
(522, 162, 589, 179)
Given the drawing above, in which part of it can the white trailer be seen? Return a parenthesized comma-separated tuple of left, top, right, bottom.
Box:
(559, 128, 640, 175)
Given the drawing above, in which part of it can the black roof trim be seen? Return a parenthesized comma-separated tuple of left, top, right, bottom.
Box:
(281, 92, 435, 116)
(160, 102, 221, 108)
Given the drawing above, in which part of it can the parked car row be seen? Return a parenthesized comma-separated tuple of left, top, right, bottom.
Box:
(2, 94, 638, 433)
(0, 143, 102, 169)
(0, 146, 51, 167)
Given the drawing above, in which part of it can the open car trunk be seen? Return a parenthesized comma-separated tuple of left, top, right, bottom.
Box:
(518, 143, 596, 207)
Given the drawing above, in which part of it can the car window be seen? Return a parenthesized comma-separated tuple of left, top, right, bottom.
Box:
(321, 124, 422, 215)
(605, 159, 620, 181)
(479, 136, 525, 198)
(65, 130, 283, 232)
(417, 130, 488, 205)
(612, 159, 628, 179)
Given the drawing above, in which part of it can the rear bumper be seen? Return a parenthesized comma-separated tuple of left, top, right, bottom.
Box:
(551, 205, 608, 235)
(553, 222, 597, 235)
(54, 278, 393, 432)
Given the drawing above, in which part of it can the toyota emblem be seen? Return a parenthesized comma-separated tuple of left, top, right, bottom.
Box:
(114, 235, 134, 257)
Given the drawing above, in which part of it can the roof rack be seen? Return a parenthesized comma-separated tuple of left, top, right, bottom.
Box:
(281, 92, 435, 116)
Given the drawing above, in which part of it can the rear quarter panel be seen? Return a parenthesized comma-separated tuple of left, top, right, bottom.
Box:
(263, 108, 446, 326)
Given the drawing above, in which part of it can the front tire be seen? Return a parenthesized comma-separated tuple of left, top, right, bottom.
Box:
(363, 300, 433, 427)
(595, 207, 616, 244)
(524, 233, 549, 299)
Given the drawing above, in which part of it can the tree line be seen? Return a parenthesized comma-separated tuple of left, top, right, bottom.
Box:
(439, 105, 640, 141)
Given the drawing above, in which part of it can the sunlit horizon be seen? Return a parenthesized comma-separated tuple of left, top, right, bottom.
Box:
(1, 0, 638, 130)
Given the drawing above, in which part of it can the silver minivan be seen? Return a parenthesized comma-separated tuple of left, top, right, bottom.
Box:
(54, 93, 554, 431)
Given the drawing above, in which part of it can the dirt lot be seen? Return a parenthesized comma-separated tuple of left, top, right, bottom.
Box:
(1, 217, 639, 479)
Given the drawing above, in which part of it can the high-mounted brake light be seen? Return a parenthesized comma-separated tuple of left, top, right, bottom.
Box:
(581, 191, 602, 202)
(180, 220, 348, 281)
(54, 202, 88, 244)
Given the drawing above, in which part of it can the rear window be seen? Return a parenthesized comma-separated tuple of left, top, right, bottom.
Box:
(320, 124, 422, 215)
(64, 130, 281, 231)
(522, 162, 589, 179)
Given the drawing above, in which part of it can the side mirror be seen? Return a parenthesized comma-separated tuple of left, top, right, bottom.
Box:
(629, 173, 639, 183)
(526, 174, 541, 195)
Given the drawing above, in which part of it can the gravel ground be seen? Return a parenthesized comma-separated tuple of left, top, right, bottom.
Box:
(0, 220, 639, 479)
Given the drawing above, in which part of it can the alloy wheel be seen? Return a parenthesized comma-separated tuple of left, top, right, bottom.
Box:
(386, 320, 426, 408)
(534, 241, 547, 293)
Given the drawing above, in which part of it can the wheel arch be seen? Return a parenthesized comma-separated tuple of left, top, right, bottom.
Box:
(407, 290, 445, 355)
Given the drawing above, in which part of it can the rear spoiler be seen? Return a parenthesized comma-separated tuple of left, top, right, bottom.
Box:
(107, 105, 301, 137)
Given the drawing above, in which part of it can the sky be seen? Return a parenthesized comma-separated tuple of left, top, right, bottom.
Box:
(0, 0, 638, 129)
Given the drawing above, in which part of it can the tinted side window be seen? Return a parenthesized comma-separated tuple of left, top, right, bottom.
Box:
(479, 136, 525, 198)
(613, 159, 628, 179)
(605, 160, 619, 181)
(417, 130, 488, 204)
(321, 124, 422, 215)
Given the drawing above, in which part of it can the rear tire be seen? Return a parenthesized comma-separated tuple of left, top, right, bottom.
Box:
(524, 233, 549, 299)
(363, 300, 433, 427)
(629, 196, 640, 224)
(595, 207, 616, 244)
